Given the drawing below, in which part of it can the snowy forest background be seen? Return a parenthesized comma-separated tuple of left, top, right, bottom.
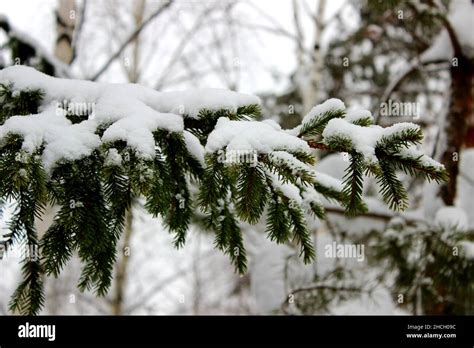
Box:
(0, 0, 473, 315)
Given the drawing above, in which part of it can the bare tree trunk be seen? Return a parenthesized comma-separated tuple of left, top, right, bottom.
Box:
(439, 56, 474, 205)
(431, 41, 474, 314)
(302, 0, 326, 113)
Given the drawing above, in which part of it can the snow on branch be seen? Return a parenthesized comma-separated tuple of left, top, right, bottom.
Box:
(322, 116, 447, 213)
(0, 66, 448, 315)
(0, 65, 258, 172)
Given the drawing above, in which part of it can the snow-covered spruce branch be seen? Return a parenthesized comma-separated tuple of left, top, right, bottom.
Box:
(0, 66, 447, 314)
(374, 215, 474, 314)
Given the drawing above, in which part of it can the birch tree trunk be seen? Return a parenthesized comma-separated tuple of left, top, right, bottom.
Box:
(110, 0, 146, 315)
(299, 0, 326, 113)
(55, 0, 76, 65)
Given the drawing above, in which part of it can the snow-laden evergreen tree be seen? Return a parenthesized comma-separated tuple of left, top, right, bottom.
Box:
(0, 65, 448, 314)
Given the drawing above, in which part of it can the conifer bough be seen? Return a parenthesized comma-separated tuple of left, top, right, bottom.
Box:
(0, 66, 448, 314)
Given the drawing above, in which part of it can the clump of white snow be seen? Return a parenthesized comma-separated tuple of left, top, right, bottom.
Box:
(322, 119, 381, 162)
(154, 89, 260, 119)
(205, 117, 310, 154)
(183, 130, 205, 165)
(268, 151, 311, 175)
(398, 146, 445, 170)
(104, 148, 123, 167)
(421, 0, 474, 61)
(265, 169, 302, 204)
(0, 66, 261, 172)
(459, 241, 474, 260)
(345, 109, 373, 124)
(301, 98, 345, 127)
(434, 206, 468, 232)
(313, 170, 343, 191)
(321, 119, 441, 171)
(0, 104, 101, 172)
(449, 0, 474, 57)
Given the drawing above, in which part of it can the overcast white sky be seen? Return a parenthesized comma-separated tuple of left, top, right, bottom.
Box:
(0, 0, 348, 93)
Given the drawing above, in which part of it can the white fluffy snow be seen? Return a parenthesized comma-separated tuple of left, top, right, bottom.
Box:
(265, 169, 302, 204)
(345, 108, 373, 124)
(313, 170, 343, 191)
(104, 148, 123, 167)
(434, 206, 468, 232)
(321, 119, 443, 171)
(459, 241, 474, 260)
(0, 66, 261, 172)
(153, 89, 260, 119)
(323, 119, 380, 160)
(301, 98, 345, 126)
(268, 151, 311, 175)
(205, 117, 311, 154)
(449, 0, 474, 57)
(420, 30, 453, 63)
(0, 104, 101, 172)
(399, 146, 445, 170)
(421, 0, 474, 61)
(183, 130, 205, 165)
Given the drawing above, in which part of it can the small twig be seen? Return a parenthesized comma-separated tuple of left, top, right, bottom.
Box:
(324, 205, 426, 224)
(154, 5, 216, 89)
(375, 59, 449, 124)
(70, 0, 87, 63)
(291, 285, 362, 295)
(90, 0, 173, 81)
(307, 140, 330, 151)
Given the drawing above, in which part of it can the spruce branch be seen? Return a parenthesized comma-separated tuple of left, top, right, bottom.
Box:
(235, 164, 268, 224)
(288, 204, 315, 263)
(342, 152, 368, 216)
(0, 68, 451, 315)
(0, 83, 44, 124)
(8, 184, 45, 315)
(184, 104, 261, 143)
(387, 151, 448, 183)
(376, 125, 423, 151)
(350, 116, 373, 127)
(41, 222, 74, 277)
(265, 194, 291, 244)
(313, 180, 345, 204)
(9, 259, 44, 315)
(213, 204, 247, 274)
(298, 109, 346, 138)
(157, 132, 195, 247)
